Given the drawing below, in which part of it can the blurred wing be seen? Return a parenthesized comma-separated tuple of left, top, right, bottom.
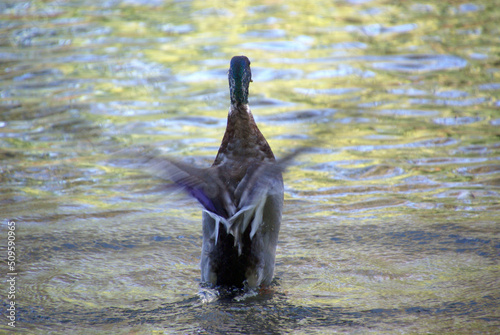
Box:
(235, 148, 305, 208)
(146, 156, 236, 219)
(123, 147, 306, 253)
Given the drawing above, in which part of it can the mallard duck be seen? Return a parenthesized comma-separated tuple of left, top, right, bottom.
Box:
(151, 56, 300, 289)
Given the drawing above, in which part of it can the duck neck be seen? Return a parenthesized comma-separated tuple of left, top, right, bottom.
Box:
(213, 103, 274, 166)
(228, 102, 252, 123)
(225, 103, 260, 150)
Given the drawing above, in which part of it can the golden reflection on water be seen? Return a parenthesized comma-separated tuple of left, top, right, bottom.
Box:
(0, 0, 499, 333)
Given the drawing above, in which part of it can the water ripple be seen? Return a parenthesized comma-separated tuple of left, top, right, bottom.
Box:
(349, 23, 418, 36)
(264, 108, 336, 123)
(413, 97, 487, 107)
(343, 137, 459, 152)
(241, 29, 287, 39)
(315, 164, 406, 181)
(294, 87, 361, 96)
(377, 109, 439, 117)
(372, 54, 467, 73)
(433, 116, 483, 125)
(253, 67, 303, 81)
(478, 83, 500, 90)
(1, 1, 499, 334)
(307, 64, 375, 78)
(176, 68, 226, 82)
(410, 157, 488, 166)
(240, 39, 311, 51)
(456, 165, 500, 176)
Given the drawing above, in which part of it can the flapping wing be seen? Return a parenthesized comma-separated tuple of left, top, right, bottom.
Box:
(235, 148, 306, 209)
(146, 156, 236, 219)
(226, 149, 306, 251)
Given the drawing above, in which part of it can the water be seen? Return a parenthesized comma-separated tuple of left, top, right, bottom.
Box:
(1, 0, 499, 333)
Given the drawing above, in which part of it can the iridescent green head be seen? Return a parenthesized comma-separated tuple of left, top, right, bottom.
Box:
(228, 56, 252, 105)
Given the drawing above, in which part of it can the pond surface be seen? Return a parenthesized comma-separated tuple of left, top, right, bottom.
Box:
(1, 0, 499, 333)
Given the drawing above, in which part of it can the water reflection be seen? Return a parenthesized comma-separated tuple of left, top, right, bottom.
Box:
(371, 54, 468, 73)
(1, 0, 499, 333)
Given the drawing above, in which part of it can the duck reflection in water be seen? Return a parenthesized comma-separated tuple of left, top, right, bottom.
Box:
(147, 56, 302, 290)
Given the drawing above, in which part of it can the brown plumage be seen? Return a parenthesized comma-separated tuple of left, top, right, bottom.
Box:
(145, 56, 302, 289)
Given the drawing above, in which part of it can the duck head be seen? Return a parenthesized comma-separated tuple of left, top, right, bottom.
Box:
(229, 56, 252, 105)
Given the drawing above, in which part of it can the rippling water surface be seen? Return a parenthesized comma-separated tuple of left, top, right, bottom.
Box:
(1, 0, 499, 333)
